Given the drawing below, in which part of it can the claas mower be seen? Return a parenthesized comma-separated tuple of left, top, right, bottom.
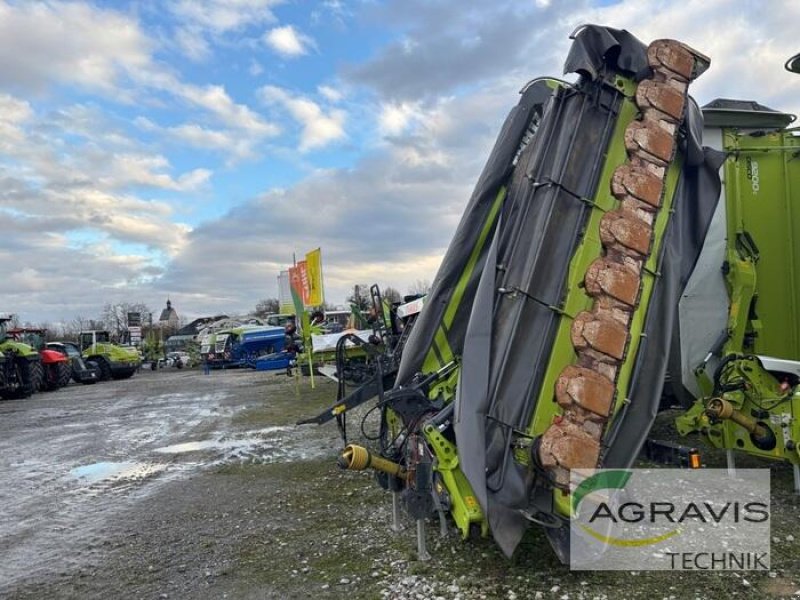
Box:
(303, 24, 800, 561)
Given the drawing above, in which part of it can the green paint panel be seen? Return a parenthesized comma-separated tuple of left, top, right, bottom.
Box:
(721, 129, 800, 360)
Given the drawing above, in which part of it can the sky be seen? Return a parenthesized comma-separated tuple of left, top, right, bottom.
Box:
(1, 0, 798, 323)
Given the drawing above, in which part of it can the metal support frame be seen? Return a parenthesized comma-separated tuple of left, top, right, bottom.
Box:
(416, 519, 431, 561)
(726, 449, 736, 478)
(794, 464, 800, 495)
(390, 493, 403, 532)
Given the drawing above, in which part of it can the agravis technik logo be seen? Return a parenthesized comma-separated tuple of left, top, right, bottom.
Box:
(569, 469, 770, 571)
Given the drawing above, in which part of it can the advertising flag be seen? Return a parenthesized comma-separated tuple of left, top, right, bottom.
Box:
(278, 270, 293, 314)
(289, 265, 305, 317)
(296, 260, 310, 306)
(305, 248, 324, 306)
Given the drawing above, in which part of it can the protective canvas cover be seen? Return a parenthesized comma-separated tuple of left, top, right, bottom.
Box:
(397, 25, 723, 558)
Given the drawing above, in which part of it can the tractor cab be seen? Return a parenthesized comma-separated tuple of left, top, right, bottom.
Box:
(7, 328, 46, 352)
(79, 330, 111, 352)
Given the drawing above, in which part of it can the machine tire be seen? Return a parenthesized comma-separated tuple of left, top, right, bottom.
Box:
(41, 363, 61, 391)
(30, 360, 44, 393)
(57, 362, 72, 388)
(96, 358, 112, 382)
(112, 368, 136, 380)
(1, 356, 35, 399)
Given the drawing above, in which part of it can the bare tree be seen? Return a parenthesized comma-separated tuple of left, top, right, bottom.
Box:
(382, 286, 402, 304)
(407, 279, 432, 296)
(254, 298, 281, 318)
(100, 302, 151, 339)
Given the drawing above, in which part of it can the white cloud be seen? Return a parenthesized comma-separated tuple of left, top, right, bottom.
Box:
(249, 60, 264, 77)
(98, 153, 211, 191)
(168, 1, 281, 61)
(167, 123, 257, 161)
(6, 0, 800, 324)
(0, 2, 278, 141)
(174, 27, 212, 62)
(157, 78, 280, 136)
(0, 99, 199, 265)
(583, 0, 800, 117)
(264, 25, 313, 57)
(318, 84, 344, 102)
(259, 85, 346, 151)
(0, 2, 152, 94)
(378, 102, 419, 136)
(171, 0, 279, 34)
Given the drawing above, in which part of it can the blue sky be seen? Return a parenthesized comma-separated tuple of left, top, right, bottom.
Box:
(1, 0, 798, 324)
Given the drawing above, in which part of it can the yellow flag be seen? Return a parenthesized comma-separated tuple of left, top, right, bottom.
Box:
(305, 248, 324, 306)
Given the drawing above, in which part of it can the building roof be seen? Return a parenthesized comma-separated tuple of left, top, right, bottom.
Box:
(159, 299, 179, 323)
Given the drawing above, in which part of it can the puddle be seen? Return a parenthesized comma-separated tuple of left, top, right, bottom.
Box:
(152, 425, 330, 464)
(70, 461, 163, 484)
(154, 440, 229, 454)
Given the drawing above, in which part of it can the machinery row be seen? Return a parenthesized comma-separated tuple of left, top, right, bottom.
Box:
(0, 317, 141, 399)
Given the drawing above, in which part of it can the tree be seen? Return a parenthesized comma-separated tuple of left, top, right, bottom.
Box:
(408, 279, 432, 296)
(346, 284, 371, 311)
(382, 286, 402, 304)
(254, 298, 281, 318)
(100, 302, 151, 339)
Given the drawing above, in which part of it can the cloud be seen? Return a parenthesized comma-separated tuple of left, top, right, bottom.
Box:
(318, 84, 344, 103)
(378, 102, 419, 136)
(154, 83, 511, 315)
(346, 0, 568, 101)
(259, 85, 346, 151)
(173, 27, 212, 62)
(164, 123, 259, 162)
(0, 2, 278, 138)
(170, 0, 280, 34)
(168, 0, 281, 61)
(0, 220, 167, 320)
(171, 81, 280, 136)
(264, 25, 314, 57)
(5, 0, 800, 325)
(579, 0, 800, 117)
(249, 60, 264, 77)
(92, 154, 210, 191)
(0, 96, 198, 268)
(0, 1, 152, 94)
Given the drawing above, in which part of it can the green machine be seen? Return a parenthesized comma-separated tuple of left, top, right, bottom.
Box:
(79, 330, 141, 381)
(675, 94, 800, 487)
(0, 316, 41, 399)
(314, 25, 715, 560)
(310, 24, 800, 562)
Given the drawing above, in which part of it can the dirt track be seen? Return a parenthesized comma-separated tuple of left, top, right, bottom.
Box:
(1, 368, 799, 599)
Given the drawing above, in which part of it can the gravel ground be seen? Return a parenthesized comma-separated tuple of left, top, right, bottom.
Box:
(1, 368, 799, 599)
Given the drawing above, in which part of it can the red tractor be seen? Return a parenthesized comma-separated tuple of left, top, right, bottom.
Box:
(7, 328, 71, 391)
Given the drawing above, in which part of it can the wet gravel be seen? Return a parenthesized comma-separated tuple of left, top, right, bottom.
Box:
(1, 369, 799, 599)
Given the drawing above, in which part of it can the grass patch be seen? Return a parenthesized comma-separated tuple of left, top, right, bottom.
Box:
(232, 375, 337, 427)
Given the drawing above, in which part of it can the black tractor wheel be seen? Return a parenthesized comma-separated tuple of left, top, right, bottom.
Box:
(57, 362, 72, 388)
(112, 368, 136, 380)
(96, 358, 112, 382)
(1, 356, 35, 399)
(30, 360, 44, 393)
(41, 363, 63, 391)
